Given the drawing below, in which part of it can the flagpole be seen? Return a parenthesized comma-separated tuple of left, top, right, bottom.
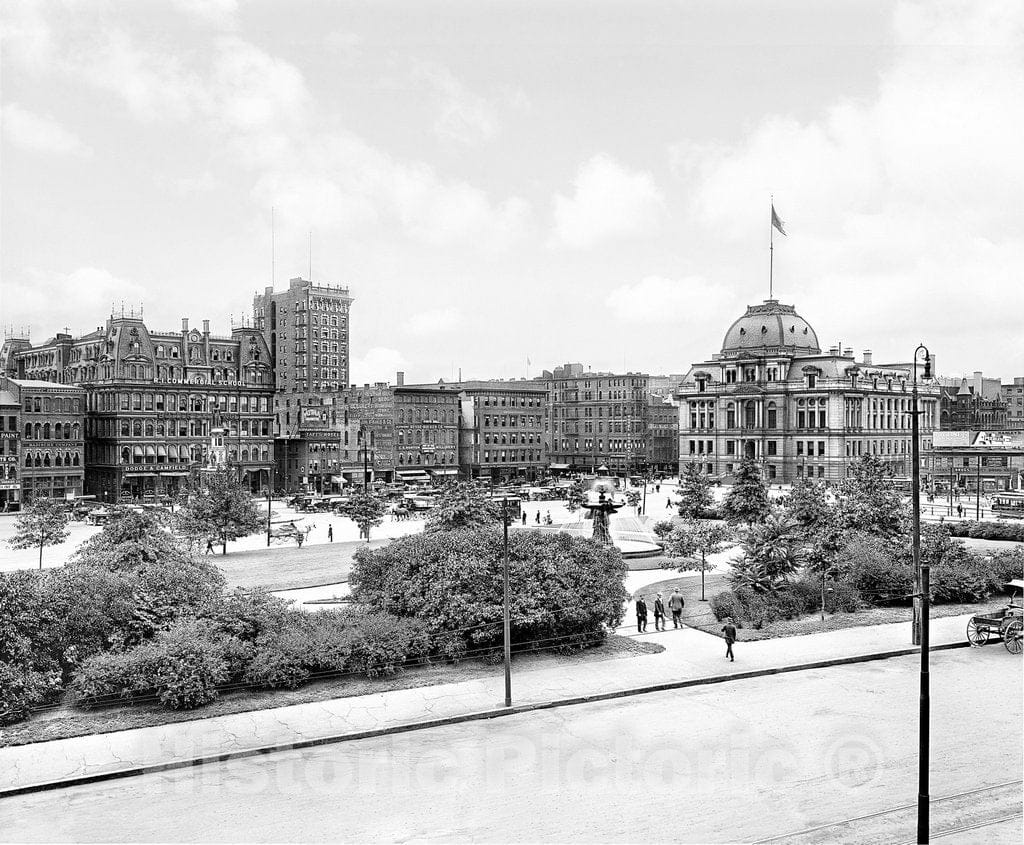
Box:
(769, 194, 774, 300)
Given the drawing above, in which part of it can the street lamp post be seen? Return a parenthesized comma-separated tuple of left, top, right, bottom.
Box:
(502, 496, 512, 708)
(975, 455, 981, 520)
(910, 342, 932, 844)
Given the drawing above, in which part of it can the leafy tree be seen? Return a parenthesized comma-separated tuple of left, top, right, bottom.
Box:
(720, 458, 770, 525)
(565, 480, 586, 513)
(728, 515, 803, 593)
(71, 510, 181, 571)
(424, 482, 503, 533)
(342, 490, 388, 541)
(174, 468, 262, 555)
(351, 528, 628, 652)
(835, 455, 907, 537)
(782, 478, 834, 537)
(662, 520, 734, 600)
(8, 498, 70, 569)
(676, 461, 713, 519)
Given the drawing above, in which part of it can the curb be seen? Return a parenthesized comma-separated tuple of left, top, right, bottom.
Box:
(0, 640, 969, 799)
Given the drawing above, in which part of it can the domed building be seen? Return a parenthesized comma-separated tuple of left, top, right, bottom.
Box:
(674, 299, 940, 483)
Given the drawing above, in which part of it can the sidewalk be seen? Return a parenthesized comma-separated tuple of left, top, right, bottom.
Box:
(0, 611, 975, 796)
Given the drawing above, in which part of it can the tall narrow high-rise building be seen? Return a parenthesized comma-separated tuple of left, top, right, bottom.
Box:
(253, 277, 353, 436)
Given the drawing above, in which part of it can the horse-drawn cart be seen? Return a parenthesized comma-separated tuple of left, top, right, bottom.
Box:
(966, 579, 1023, 654)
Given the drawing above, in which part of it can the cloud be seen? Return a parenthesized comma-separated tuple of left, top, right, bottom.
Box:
(552, 154, 664, 248)
(154, 171, 221, 196)
(3, 267, 147, 337)
(671, 0, 1024, 373)
(405, 307, 463, 336)
(606, 275, 734, 324)
(168, 0, 238, 28)
(413, 61, 499, 145)
(349, 347, 409, 385)
(1, 103, 90, 156)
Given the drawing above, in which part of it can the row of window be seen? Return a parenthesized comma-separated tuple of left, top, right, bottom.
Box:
(396, 452, 456, 465)
(22, 451, 82, 468)
(107, 419, 272, 438)
(481, 450, 542, 463)
(22, 422, 81, 441)
(478, 396, 544, 408)
(482, 433, 540, 446)
(117, 445, 270, 464)
(397, 429, 457, 446)
(93, 392, 272, 413)
(21, 396, 83, 414)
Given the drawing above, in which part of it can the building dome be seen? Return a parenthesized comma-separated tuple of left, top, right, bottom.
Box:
(721, 299, 821, 356)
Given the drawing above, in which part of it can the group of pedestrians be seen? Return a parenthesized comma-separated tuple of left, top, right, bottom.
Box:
(633, 589, 738, 661)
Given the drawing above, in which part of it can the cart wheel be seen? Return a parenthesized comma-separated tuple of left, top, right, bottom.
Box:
(1004, 620, 1023, 655)
(967, 619, 988, 646)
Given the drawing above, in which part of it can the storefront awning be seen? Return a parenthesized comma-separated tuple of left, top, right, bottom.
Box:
(430, 469, 459, 476)
(548, 463, 570, 470)
(396, 470, 431, 481)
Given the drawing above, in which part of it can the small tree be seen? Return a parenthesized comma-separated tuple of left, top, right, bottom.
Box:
(676, 461, 713, 519)
(728, 515, 803, 593)
(425, 482, 504, 532)
(720, 457, 770, 525)
(174, 469, 262, 555)
(782, 478, 834, 537)
(341, 491, 387, 542)
(662, 520, 733, 601)
(835, 455, 907, 537)
(8, 498, 70, 569)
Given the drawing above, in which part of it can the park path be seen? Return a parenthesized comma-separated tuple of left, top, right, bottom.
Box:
(0, 610, 982, 795)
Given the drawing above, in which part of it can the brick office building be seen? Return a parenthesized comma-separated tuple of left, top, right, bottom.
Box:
(0, 375, 85, 504)
(252, 277, 353, 437)
(393, 380, 461, 485)
(646, 395, 679, 474)
(4, 316, 274, 501)
(542, 363, 650, 476)
(1003, 377, 1024, 428)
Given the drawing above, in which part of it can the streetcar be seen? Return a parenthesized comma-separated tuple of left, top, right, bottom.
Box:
(991, 491, 1024, 519)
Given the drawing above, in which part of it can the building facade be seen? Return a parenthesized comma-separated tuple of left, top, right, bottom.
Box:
(4, 316, 275, 501)
(646, 395, 679, 474)
(938, 375, 1008, 431)
(252, 277, 353, 436)
(674, 299, 940, 483)
(543, 363, 650, 476)
(1004, 377, 1024, 428)
(450, 379, 548, 482)
(923, 430, 1024, 494)
(393, 382, 461, 485)
(0, 376, 85, 504)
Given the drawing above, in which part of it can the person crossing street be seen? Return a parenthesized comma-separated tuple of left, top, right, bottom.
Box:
(668, 588, 685, 628)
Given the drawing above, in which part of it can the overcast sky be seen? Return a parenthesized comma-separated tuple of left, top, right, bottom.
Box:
(2, 0, 1021, 385)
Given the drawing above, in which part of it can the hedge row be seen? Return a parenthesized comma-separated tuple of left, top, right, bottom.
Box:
(70, 595, 433, 710)
(709, 576, 863, 630)
(946, 520, 1024, 542)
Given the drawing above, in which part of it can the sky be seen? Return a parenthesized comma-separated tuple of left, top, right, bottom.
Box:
(1, 0, 1022, 385)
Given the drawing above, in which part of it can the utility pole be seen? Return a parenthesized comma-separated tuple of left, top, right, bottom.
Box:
(502, 496, 512, 708)
(976, 455, 981, 520)
(266, 484, 272, 546)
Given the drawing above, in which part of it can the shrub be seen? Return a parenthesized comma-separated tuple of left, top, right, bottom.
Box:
(342, 612, 432, 678)
(765, 590, 805, 621)
(70, 649, 149, 706)
(143, 621, 231, 709)
(246, 615, 316, 690)
(825, 581, 864, 613)
(736, 590, 778, 630)
(351, 528, 627, 652)
(947, 521, 1024, 542)
(0, 661, 62, 725)
(989, 548, 1024, 588)
(930, 552, 994, 604)
(204, 588, 292, 643)
(839, 534, 913, 605)
(709, 591, 744, 623)
(789, 577, 821, 614)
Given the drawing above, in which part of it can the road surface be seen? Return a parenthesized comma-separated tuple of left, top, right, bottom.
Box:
(1, 649, 1020, 843)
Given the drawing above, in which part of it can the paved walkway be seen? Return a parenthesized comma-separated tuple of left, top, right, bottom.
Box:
(0, 610, 979, 795)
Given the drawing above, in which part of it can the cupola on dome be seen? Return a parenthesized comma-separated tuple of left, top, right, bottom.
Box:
(721, 300, 820, 355)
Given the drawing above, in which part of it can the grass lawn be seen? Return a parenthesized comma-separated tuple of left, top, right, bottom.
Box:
(632, 573, 999, 642)
(0, 635, 662, 749)
(214, 538, 390, 591)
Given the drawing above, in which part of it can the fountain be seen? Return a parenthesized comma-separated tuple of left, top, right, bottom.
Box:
(556, 472, 663, 560)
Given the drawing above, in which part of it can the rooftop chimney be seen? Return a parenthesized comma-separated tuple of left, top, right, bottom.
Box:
(202, 320, 210, 334)
(863, 350, 873, 366)
(843, 347, 853, 357)
(828, 346, 839, 356)
(182, 318, 189, 332)
(396, 371, 405, 386)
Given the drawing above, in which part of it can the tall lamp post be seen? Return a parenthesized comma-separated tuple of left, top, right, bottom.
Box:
(910, 342, 932, 843)
(502, 496, 512, 708)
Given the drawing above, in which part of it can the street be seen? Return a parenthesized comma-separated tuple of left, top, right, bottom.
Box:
(2, 648, 1019, 843)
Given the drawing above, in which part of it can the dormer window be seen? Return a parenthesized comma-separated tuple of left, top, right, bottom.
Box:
(807, 373, 817, 388)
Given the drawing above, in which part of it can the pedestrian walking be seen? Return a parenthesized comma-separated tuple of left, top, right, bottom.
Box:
(635, 596, 648, 632)
(522, 512, 527, 525)
(535, 510, 540, 524)
(545, 510, 552, 524)
(655, 484, 660, 493)
(205, 539, 214, 555)
(653, 593, 666, 631)
(327, 524, 333, 542)
(668, 588, 685, 628)
(666, 497, 671, 509)
(957, 503, 963, 518)
(722, 617, 737, 661)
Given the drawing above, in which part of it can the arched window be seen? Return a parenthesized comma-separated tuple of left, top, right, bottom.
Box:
(157, 446, 167, 464)
(133, 446, 144, 462)
(24, 423, 31, 438)
(133, 421, 142, 437)
(43, 452, 51, 467)
(55, 453, 63, 467)
(168, 445, 178, 462)
(241, 449, 249, 462)
(43, 423, 51, 439)
(34, 452, 42, 467)
(24, 453, 31, 467)
(145, 422, 154, 437)
(63, 423, 71, 439)
(145, 445, 156, 464)
(121, 447, 131, 464)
